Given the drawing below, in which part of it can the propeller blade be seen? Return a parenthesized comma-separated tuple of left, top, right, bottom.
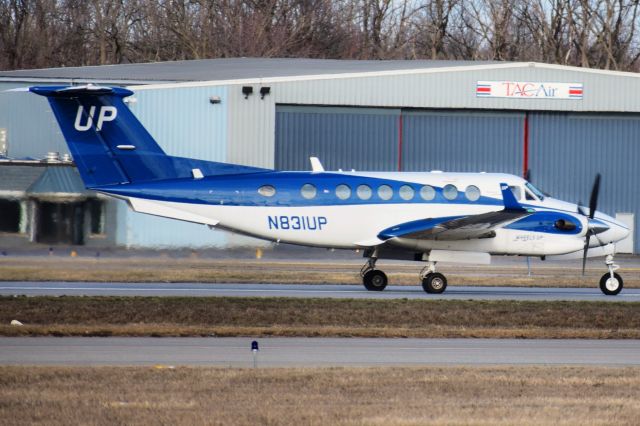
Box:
(588, 174, 601, 219)
(582, 174, 602, 275)
(524, 169, 531, 182)
(582, 233, 591, 276)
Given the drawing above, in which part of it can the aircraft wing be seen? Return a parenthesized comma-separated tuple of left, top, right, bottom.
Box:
(378, 183, 534, 242)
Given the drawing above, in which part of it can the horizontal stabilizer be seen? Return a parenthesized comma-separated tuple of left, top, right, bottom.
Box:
(31, 84, 128, 98)
(127, 197, 220, 227)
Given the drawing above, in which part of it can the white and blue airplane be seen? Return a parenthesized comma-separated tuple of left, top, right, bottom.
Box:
(30, 85, 630, 295)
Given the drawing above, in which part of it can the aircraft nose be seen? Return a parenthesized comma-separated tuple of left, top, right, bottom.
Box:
(597, 216, 630, 244)
(614, 221, 631, 241)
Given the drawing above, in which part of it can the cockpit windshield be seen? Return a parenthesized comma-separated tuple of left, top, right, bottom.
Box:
(525, 182, 546, 201)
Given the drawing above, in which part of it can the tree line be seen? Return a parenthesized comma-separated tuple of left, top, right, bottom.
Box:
(1, 0, 639, 72)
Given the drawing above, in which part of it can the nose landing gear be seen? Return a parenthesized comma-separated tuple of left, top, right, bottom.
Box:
(599, 255, 623, 296)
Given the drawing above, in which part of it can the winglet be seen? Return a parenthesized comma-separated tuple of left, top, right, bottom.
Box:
(310, 157, 324, 172)
(500, 183, 526, 211)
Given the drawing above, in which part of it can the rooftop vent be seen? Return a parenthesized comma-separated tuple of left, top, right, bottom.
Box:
(44, 152, 60, 163)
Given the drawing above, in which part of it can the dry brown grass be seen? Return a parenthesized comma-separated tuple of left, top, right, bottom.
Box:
(2, 296, 640, 338)
(3, 324, 640, 339)
(1, 256, 639, 287)
(1, 366, 640, 425)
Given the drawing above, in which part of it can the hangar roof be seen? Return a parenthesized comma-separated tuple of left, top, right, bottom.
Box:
(0, 166, 44, 192)
(0, 58, 498, 84)
(27, 166, 91, 196)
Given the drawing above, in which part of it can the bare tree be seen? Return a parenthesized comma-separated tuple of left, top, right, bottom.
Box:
(1, 0, 639, 71)
(411, 0, 459, 60)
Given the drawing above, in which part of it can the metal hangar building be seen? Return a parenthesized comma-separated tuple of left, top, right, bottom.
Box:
(0, 58, 637, 252)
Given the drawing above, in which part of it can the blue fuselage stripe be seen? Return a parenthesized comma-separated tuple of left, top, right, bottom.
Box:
(98, 171, 504, 207)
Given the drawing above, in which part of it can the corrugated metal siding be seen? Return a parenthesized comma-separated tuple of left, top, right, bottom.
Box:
(228, 65, 640, 175)
(129, 86, 227, 160)
(401, 110, 524, 174)
(0, 166, 44, 191)
(529, 112, 640, 252)
(0, 88, 68, 158)
(275, 106, 400, 171)
(118, 85, 230, 247)
(226, 84, 276, 168)
(270, 66, 640, 112)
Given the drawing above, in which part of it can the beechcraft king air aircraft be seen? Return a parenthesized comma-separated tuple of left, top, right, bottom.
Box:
(30, 85, 631, 295)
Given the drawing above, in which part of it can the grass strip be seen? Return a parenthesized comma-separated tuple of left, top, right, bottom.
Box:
(2, 366, 640, 425)
(2, 296, 639, 338)
(2, 257, 638, 287)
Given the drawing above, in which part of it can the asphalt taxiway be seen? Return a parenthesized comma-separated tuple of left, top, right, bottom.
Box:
(1, 337, 638, 367)
(1, 281, 639, 301)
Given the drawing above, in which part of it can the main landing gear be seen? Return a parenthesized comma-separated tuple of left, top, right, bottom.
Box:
(599, 255, 623, 296)
(420, 262, 447, 294)
(360, 258, 448, 294)
(360, 257, 388, 291)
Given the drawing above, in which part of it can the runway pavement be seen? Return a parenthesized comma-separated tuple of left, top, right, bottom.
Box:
(1, 281, 640, 301)
(1, 337, 639, 367)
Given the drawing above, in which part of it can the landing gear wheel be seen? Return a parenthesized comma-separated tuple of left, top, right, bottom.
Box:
(422, 272, 447, 294)
(599, 272, 623, 296)
(363, 270, 388, 291)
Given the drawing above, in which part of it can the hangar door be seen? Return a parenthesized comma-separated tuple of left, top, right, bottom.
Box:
(275, 106, 400, 171)
(401, 110, 524, 174)
(275, 106, 525, 174)
(528, 112, 640, 253)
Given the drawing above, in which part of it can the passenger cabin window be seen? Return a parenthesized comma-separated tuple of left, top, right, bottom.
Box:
(258, 185, 276, 197)
(357, 184, 372, 200)
(442, 184, 458, 200)
(509, 186, 522, 200)
(377, 185, 393, 200)
(300, 184, 317, 199)
(420, 185, 436, 201)
(399, 185, 415, 200)
(336, 184, 351, 200)
(465, 185, 481, 202)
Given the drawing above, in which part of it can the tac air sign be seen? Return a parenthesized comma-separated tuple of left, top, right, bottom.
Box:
(476, 81, 583, 100)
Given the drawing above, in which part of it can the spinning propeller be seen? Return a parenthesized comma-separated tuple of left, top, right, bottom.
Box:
(577, 174, 609, 275)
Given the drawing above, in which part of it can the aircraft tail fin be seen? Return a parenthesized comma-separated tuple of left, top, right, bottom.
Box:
(30, 85, 266, 188)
